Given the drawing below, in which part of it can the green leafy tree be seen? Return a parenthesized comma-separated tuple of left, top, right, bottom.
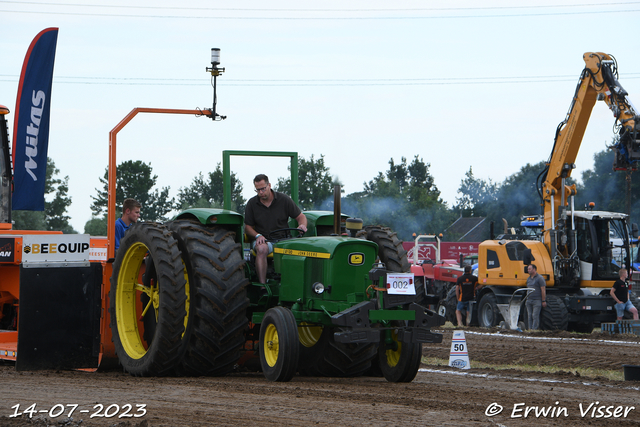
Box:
(483, 161, 547, 233)
(455, 166, 498, 217)
(90, 160, 175, 222)
(11, 210, 46, 230)
(345, 156, 454, 240)
(276, 154, 338, 210)
(362, 156, 441, 202)
(44, 159, 73, 232)
(577, 149, 631, 215)
(13, 158, 75, 233)
(476, 160, 582, 237)
(84, 217, 107, 235)
(177, 163, 246, 213)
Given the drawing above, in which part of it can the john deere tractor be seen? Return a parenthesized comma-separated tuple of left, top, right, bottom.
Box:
(108, 149, 443, 383)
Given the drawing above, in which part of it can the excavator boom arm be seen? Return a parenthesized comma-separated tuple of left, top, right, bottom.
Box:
(541, 52, 638, 251)
(543, 52, 637, 197)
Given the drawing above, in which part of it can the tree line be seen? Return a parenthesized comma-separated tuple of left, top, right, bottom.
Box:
(12, 158, 74, 233)
(13, 149, 640, 242)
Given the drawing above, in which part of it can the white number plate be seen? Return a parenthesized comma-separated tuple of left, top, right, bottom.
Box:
(386, 273, 416, 295)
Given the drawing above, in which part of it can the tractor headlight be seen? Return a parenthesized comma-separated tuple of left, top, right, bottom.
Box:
(312, 282, 325, 295)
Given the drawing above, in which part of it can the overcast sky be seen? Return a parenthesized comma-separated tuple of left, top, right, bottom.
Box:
(2, 1, 640, 233)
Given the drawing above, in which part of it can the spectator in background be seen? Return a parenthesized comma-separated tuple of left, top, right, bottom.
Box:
(455, 265, 482, 326)
(525, 264, 546, 330)
(115, 198, 141, 250)
(610, 268, 639, 320)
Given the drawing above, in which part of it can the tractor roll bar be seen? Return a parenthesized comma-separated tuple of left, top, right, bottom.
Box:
(107, 108, 212, 260)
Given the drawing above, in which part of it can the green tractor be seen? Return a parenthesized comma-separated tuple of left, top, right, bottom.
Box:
(109, 151, 444, 382)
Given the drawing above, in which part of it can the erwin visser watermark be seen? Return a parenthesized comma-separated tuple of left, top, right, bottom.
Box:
(485, 402, 635, 419)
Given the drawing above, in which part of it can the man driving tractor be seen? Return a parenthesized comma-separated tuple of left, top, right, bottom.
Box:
(244, 174, 307, 284)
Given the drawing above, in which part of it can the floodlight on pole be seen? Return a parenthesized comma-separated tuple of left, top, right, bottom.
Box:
(206, 48, 226, 121)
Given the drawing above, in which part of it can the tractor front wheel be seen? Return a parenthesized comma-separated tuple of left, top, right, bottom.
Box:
(378, 323, 422, 383)
(259, 306, 299, 382)
(109, 223, 187, 376)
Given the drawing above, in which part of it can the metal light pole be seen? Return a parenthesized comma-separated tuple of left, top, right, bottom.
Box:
(206, 48, 226, 121)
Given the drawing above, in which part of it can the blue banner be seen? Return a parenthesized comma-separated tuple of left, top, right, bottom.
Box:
(12, 28, 58, 211)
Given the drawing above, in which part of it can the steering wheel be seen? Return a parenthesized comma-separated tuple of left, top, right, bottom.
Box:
(267, 228, 305, 241)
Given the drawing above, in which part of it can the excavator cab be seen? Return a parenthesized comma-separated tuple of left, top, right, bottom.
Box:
(572, 212, 630, 285)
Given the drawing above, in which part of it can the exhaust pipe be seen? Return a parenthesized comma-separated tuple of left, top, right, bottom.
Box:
(334, 185, 341, 235)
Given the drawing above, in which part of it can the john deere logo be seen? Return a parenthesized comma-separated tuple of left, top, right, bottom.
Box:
(348, 252, 364, 266)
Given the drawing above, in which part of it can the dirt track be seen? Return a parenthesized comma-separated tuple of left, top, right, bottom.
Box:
(1, 328, 639, 427)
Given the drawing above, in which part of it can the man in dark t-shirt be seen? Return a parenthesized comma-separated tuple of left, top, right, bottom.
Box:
(610, 268, 639, 320)
(245, 174, 307, 284)
(455, 265, 482, 326)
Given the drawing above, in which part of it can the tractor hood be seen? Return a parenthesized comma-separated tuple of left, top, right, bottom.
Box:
(272, 236, 379, 304)
(273, 236, 377, 261)
(290, 210, 350, 236)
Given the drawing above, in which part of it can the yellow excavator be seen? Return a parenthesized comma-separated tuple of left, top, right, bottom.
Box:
(476, 52, 640, 332)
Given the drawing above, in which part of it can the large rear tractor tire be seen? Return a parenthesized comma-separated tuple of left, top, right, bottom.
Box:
(358, 225, 410, 272)
(358, 225, 426, 305)
(109, 223, 187, 376)
(540, 294, 569, 331)
(167, 220, 250, 376)
(259, 306, 300, 382)
(478, 293, 501, 328)
(378, 322, 422, 383)
(440, 286, 458, 325)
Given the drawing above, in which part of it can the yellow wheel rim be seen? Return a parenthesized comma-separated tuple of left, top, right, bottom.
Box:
(385, 329, 402, 368)
(181, 260, 190, 337)
(115, 242, 152, 360)
(298, 322, 323, 348)
(263, 323, 280, 367)
(115, 243, 191, 360)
